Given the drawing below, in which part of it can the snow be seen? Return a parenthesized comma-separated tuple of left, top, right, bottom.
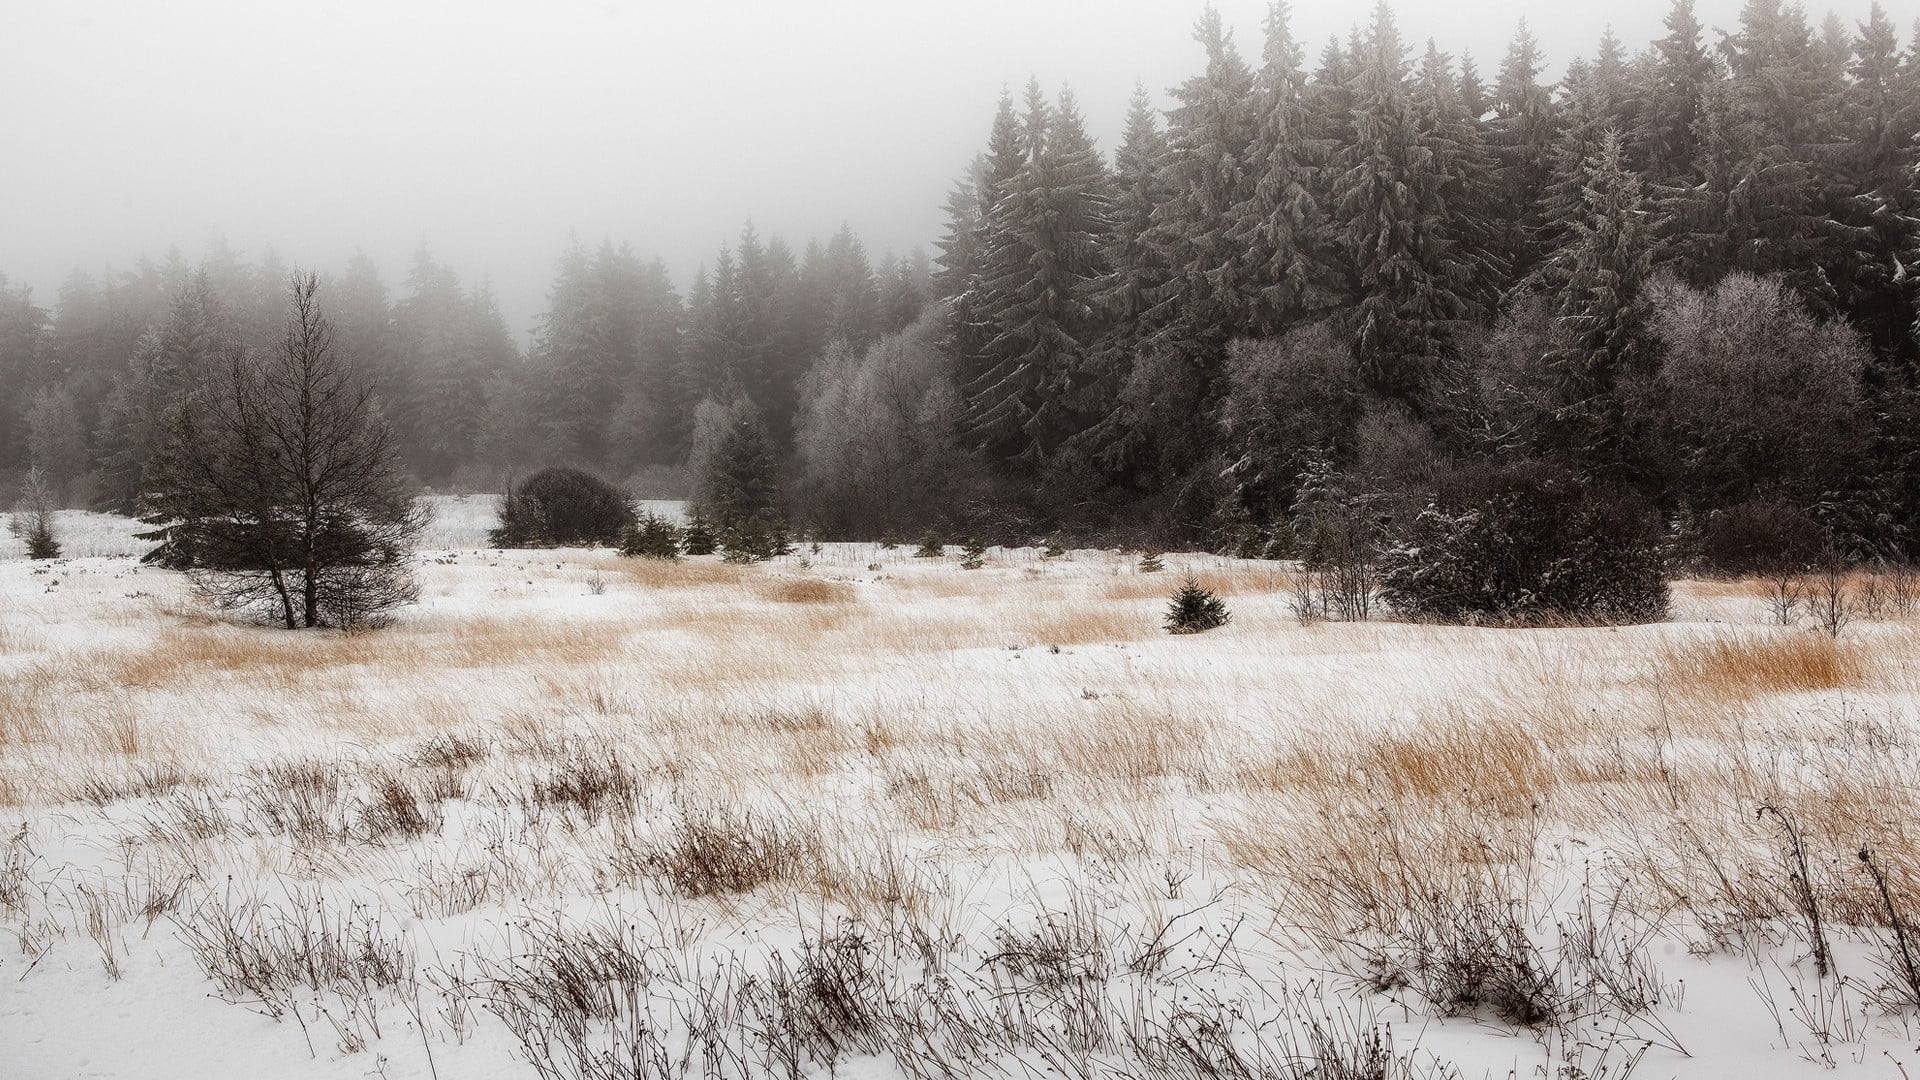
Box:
(2, 498, 1919, 1078)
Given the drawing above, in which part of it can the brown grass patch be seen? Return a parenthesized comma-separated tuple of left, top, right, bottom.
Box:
(1362, 719, 1553, 807)
(760, 577, 856, 605)
(1027, 603, 1149, 646)
(1657, 631, 1864, 698)
(592, 555, 746, 588)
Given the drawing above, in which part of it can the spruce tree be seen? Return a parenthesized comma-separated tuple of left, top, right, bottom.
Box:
(966, 80, 1111, 470)
(1232, 1, 1319, 335)
(1331, 3, 1481, 397)
(1540, 131, 1654, 473)
(1165, 576, 1230, 634)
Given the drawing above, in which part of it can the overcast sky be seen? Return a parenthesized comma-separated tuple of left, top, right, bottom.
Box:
(3, 0, 1909, 341)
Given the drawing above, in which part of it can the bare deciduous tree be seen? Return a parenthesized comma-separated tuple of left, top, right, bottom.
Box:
(141, 272, 424, 629)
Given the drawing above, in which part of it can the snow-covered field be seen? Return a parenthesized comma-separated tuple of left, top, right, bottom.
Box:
(3, 496, 1919, 1079)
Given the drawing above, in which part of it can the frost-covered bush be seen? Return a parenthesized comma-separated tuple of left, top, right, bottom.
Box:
(1379, 462, 1668, 625)
(491, 467, 636, 549)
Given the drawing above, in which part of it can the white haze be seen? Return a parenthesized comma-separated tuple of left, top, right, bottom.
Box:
(2, 0, 1905, 341)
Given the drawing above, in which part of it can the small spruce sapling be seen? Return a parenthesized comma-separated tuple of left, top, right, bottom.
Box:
(682, 511, 718, 556)
(620, 513, 683, 560)
(960, 537, 987, 570)
(1165, 576, 1230, 634)
(915, 531, 944, 558)
(9, 467, 61, 560)
(1043, 536, 1066, 558)
(1139, 551, 1165, 573)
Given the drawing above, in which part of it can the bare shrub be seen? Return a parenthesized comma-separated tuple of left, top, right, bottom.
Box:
(172, 889, 415, 1054)
(1808, 556, 1854, 639)
(647, 803, 817, 897)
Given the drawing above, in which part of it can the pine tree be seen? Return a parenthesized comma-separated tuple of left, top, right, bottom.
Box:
(1490, 20, 1558, 285)
(95, 273, 234, 513)
(1143, 7, 1260, 344)
(960, 536, 987, 569)
(965, 80, 1111, 470)
(1232, 1, 1319, 334)
(1165, 575, 1230, 633)
(1331, 3, 1483, 397)
(1539, 130, 1654, 472)
(8, 466, 61, 560)
(1832, 2, 1919, 353)
(1636, 0, 1720, 187)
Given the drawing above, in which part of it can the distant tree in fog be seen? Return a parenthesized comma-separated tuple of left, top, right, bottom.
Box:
(8, 466, 61, 560)
(141, 273, 424, 630)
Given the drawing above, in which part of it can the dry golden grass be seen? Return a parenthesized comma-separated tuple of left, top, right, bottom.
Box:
(1025, 602, 1152, 646)
(1361, 719, 1553, 807)
(586, 553, 747, 588)
(1656, 630, 1865, 698)
(758, 577, 856, 605)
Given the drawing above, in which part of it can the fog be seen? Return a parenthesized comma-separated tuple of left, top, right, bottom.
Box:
(2, 0, 1901, 339)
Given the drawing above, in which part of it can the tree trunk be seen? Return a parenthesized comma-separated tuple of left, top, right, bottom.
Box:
(268, 568, 297, 630)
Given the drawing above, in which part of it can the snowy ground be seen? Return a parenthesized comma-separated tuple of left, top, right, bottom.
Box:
(3, 496, 1920, 1079)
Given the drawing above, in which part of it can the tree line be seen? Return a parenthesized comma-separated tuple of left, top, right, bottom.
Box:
(924, 0, 1920, 560)
(6, 0, 1920, 567)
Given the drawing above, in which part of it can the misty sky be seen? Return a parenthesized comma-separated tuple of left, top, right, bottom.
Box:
(3, 0, 1909, 342)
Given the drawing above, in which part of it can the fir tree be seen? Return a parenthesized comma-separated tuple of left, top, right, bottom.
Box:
(960, 536, 987, 569)
(966, 81, 1112, 470)
(1165, 576, 1230, 634)
(1232, 1, 1320, 334)
(9, 466, 61, 560)
(619, 513, 683, 560)
(1490, 19, 1559, 284)
(1331, 3, 1483, 397)
(1540, 130, 1655, 473)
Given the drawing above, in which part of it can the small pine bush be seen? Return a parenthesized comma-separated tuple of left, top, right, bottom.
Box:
(879, 533, 900, 550)
(719, 514, 791, 564)
(619, 513, 682, 560)
(914, 531, 943, 558)
(1043, 536, 1065, 558)
(682, 511, 718, 556)
(960, 537, 987, 570)
(9, 468, 62, 560)
(1139, 551, 1165, 573)
(1165, 576, 1230, 634)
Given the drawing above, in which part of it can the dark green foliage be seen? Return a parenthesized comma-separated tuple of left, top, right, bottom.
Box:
(619, 513, 682, 560)
(1164, 576, 1230, 634)
(1379, 463, 1669, 625)
(914, 531, 943, 558)
(682, 511, 718, 556)
(692, 403, 782, 533)
(1138, 551, 1165, 573)
(960, 537, 987, 569)
(10, 468, 61, 560)
(718, 513, 789, 563)
(491, 467, 637, 549)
